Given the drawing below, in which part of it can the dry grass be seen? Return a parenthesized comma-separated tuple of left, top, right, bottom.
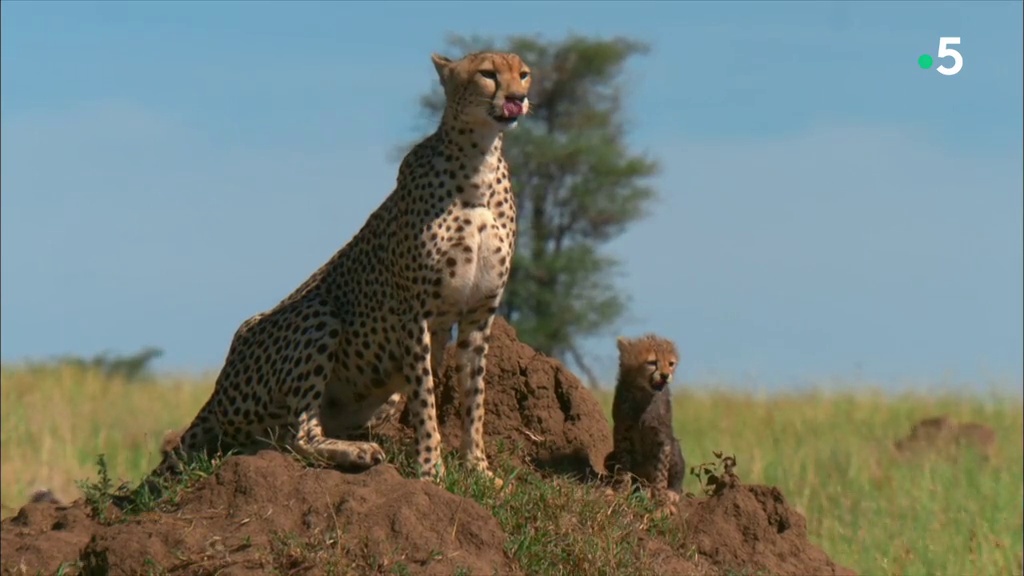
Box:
(0, 364, 212, 512)
(2, 364, 1021, 575)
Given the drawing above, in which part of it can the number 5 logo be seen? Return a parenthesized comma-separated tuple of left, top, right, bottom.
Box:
(936, 37, 963, 76)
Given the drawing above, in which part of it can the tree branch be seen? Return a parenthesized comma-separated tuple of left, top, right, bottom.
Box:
(567, 343, 601, 389)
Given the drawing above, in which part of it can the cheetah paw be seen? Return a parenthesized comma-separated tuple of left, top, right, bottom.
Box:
(654, 503, 678, 519)
(482, 469, 504, 490)
(652, 490, 680, 517)
(466, 459, 504, 490)
(360, 443, 387, 467)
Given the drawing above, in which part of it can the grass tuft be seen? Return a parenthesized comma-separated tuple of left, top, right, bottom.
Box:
(75, 449, 225, 524)
(376, 435, 684, 576)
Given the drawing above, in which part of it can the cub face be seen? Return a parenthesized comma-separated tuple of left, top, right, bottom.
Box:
(616, 334, 680, 392)
(431, 51, 532, 130)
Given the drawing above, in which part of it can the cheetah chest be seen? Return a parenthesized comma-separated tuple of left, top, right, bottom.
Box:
(435, 206, 511, 313)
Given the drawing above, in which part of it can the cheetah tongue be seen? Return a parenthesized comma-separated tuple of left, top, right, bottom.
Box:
(502, 100, 523, 118)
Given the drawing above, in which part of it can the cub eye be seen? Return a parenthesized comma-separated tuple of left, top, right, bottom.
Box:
(479, 70, 498, 80)
(519, 71, 530, 81)
(669, 361, 677, 368)
(646, 360, 658, 368)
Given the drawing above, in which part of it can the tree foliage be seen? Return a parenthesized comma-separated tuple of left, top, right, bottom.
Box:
(29, 346, 165, 383)
(407, 33, 660, 386)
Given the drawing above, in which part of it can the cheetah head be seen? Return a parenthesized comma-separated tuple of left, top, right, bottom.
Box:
(160, 427, 185, 459)
(431, 51, 532, 131)
(616, 334, 680, 393)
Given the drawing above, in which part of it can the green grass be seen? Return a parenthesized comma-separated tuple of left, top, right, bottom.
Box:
(593, 387, 1024, 576)
(2, 364, 1022, 575)
(382, 436, 686, 576)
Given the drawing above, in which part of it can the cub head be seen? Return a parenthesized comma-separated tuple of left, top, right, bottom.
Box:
(431, 51, 532, 131)
(160, 427, 185, 459)
(616, 334, 680, 393)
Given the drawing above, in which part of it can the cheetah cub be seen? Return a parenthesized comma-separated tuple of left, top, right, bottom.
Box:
(604, 334, 687, 508)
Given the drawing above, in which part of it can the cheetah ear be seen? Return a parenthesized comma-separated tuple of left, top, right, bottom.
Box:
(616, 336, 629, 353)
(431, 53, 454, 87)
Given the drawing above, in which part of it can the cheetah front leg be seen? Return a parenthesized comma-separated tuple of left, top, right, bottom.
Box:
(651, 440, 681, 512)
(668, 439, 686, 495)
(404, 318, 446, 481)
(608, 424, 636, 492)
(362, 327, 450, 435)
(287, 368, 386, 470)
(454, 310, 499, 483)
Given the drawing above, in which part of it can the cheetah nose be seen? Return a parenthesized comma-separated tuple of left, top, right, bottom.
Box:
(658, 372, 670, 383)
(505, 92, 527, 103)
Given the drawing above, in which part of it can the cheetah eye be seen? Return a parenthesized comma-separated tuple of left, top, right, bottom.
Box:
(669, 361, 677, 368)
(519, 71, 530, 81)
(479, 70, 498, 80)
(646, 360, 658, 368)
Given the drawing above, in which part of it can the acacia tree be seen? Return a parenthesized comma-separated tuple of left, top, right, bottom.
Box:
(405, 33, 660, 386)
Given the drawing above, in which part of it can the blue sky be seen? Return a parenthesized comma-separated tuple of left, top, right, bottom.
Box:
(2, 1, 1021, 391)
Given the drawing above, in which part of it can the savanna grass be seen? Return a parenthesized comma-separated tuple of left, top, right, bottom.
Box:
(2, 364, 1021, 575)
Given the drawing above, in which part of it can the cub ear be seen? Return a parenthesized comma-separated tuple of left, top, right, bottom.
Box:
(616, 336, 629, 353)
(431, 53, 454, 87)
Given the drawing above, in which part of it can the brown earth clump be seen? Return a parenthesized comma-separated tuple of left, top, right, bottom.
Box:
(2, 451, 512, 576)
(677, 484, 856, 576)
(894, 414, 997, 460)
(1, 316, 858, 576)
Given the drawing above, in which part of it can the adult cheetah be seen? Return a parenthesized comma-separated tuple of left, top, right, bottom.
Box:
(149, 51, 531, 485)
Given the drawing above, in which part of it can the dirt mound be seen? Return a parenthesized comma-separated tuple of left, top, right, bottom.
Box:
(0, 455, 857, 576)
(373, 317, 614, 478)
(894, 414, 997, 459)
(1, 451, 512, 576)
(1, 316, 858, 576)
(678, 484, 856, 576)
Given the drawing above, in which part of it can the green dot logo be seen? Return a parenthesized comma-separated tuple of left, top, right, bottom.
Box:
(918, 54, 934, 69)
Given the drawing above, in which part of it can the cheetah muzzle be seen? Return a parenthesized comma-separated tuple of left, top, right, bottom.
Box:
(492, 96, 526, 126)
